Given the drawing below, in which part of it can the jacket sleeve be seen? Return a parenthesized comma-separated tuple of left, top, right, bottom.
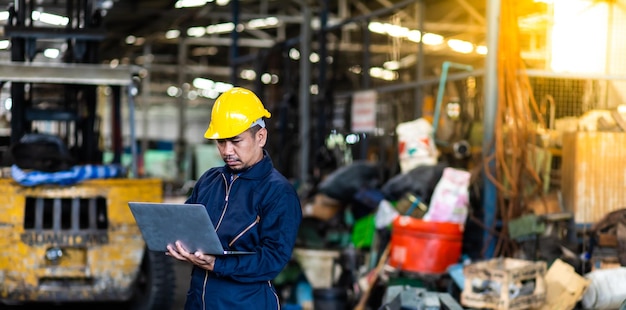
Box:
(211, 186, 302, 282)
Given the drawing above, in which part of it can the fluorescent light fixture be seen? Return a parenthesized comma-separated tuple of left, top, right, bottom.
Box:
(193, 77, 215, 90)
(367, 21, 409, 38)
(309, 52, 320, 63)
(240, 69, 257, 81)
(165, 29, 180, 39)
(247, 17, 279, 29)
(216, 0, 230, 5)
(202, 89, 220, 99)
(447, 39, 474, 54)
(288, 48, 300, 60)
(369, 67, 398, 81)
(422, 33, 444, 45)
(407, 30, 421, 43)
(383, 60, 400, 70)
(214, 82, 233, 93)
(167, 86, 181, 97)
(187, 26, 206, 37)
(32, 11, 69, 26)
(259, 73, 279, 85)
(206, 22, 235, 34)
(192, 78, 233, 98)
(0, 40, 10, 49)
(125, 35, 137, 45)
(476, 45, 488, 55)
(385, 24, 409, 37)
(261, 73, 272, 84)
(43, 48, 60, 58)
(368, 22, 386, 34)
(175, 0, 212, 9)
(0, 11, 9, 21)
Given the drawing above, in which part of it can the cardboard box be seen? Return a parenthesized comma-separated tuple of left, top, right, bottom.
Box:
(537, 259, 589, 310)
(561, 132, 626, 223)
(302, 193, 344, 221)
(461, 258, 546, 310)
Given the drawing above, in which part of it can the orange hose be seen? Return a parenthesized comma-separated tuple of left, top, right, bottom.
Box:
(483, 0, 545, 257)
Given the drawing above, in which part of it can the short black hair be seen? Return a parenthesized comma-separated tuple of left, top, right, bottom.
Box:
(248, 124, 263, 135)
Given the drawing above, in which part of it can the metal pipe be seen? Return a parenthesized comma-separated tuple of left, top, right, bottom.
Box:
(482, 0, 500, 259)
(230, 0, 240, 85)
(323, 0, 418, 32)
(111, 86, 122, 164)
(362, 20, 371, 89)
(525, 69, 626, 81)
(433, 61, 473, 139)
(176, 36, 188, 183)
(334, 69, 485, 99)
(317, 0, 329, 160)
(128, 83, 138, 178)
(299, 4, 312, 185)
(141, 43, 152, 176)
(415, 0, 425, 119)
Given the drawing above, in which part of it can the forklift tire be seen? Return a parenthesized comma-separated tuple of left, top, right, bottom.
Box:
(127, 249, 176, 310)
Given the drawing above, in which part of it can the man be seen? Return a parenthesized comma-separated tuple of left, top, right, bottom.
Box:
(167, 87, 302, 309)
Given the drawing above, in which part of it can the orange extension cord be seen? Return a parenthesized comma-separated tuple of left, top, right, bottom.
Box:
(483, 0, 545, 257)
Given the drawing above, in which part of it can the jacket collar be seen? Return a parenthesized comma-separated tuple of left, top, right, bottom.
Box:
(220, 149, 273, 180)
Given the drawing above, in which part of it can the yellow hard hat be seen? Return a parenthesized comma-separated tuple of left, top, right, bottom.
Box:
(204, 87, 272, 139)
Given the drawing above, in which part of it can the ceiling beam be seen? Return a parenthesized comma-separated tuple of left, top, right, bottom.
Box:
(454, 0, 486, 25)
(0, 62, 137, 85)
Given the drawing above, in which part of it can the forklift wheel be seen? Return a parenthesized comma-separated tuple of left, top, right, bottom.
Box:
(127, 249, 175, 310)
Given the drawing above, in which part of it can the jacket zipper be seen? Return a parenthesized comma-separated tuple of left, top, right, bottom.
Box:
(228, 215, 260, 247)
(202, 270, 209, 310)
(216, 174, 237, 231)
(269, 281, 280, 310)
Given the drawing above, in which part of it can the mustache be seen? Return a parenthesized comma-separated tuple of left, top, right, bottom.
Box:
(223, 155, 240, 162)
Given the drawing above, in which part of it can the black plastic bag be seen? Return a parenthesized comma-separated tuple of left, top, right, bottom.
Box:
(380, 163, 447, 204)
(9, 133, 75, 172)
(317, 161, 380, 203)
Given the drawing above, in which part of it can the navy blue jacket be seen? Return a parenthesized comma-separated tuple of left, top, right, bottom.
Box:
(183, 151, 302, 310)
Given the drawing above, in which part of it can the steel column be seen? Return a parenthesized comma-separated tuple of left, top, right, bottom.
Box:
(482, 0, 500, 259)
(299, 4, 312, 185)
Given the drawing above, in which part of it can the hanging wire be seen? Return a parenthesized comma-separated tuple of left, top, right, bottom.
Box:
(483, 0, 546, 257)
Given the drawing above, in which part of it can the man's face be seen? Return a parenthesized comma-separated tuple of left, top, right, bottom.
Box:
(215, 127, 267, 172)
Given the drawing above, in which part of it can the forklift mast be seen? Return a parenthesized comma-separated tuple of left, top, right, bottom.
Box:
(5, 0, 110, 164)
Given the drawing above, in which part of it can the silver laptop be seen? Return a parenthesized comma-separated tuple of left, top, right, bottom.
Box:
(128, 202, 255, 255)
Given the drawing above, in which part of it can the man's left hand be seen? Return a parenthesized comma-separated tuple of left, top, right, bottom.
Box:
(166, 241, 216, 271)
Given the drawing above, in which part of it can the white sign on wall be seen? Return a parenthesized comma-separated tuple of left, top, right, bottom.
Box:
(351, 90, 377, 133)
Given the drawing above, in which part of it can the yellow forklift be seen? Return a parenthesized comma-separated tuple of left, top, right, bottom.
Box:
(0, 2, 173, 309)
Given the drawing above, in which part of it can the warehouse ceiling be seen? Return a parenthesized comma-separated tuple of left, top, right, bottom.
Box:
(0, 0, 549, 100)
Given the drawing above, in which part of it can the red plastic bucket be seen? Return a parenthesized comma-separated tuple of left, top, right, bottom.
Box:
(389, 215, 463, 274)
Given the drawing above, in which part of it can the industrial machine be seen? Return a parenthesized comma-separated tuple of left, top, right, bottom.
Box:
(0, 1, 174, 309)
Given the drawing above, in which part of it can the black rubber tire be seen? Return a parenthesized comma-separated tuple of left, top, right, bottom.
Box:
(127, 250, 176, 310)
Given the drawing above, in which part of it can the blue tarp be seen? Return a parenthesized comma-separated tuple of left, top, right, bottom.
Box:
(11, 164, 126, 186)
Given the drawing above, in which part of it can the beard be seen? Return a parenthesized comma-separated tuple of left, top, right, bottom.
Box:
(223, 156, 246, 173)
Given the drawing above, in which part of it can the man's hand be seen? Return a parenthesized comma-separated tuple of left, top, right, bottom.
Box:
(166, 241, 216, 271)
